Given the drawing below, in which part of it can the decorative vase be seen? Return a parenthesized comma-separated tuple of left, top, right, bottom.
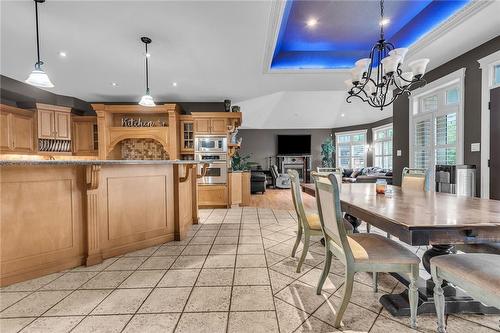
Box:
(231, 105, 240, 112)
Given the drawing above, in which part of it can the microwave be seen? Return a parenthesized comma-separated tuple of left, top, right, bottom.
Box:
(195, 136, 227, 153)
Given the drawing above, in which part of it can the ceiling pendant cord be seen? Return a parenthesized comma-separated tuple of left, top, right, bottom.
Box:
(34, 0, 43, 70)
(145, 41, 149, 95)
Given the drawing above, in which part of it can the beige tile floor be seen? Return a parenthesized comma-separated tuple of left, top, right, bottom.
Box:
(1, 207, 499, 333)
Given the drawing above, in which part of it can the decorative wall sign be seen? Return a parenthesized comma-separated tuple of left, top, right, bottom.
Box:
(121, 117, 167, 127)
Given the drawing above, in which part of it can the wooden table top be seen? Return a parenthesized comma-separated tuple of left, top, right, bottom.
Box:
(301, 183, 500, 245)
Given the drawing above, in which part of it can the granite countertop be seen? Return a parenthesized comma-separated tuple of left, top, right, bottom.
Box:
(0, 159, 199, 166)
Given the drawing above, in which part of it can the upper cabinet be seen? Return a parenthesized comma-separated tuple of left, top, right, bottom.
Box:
(36, 104, 71, 140)
(0, 104, 36, 153)
(180, 117, 194, 152)
(72, 116, 98, 155)
(192, 113, 240, 136)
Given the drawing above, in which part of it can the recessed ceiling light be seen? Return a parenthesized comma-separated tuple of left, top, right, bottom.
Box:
(341, 113, 345, 117)
(111, 82, 118, 87)
(172, 82, 177, 87)
(379, 18, 390, 26)
(306, 18, 318, 28)
(58, 51, 67, 57)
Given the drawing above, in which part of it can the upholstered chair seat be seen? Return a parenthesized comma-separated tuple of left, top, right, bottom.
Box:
(431, 253, 500, 333)
(432, 254, 500, 296)
(348, 234, 420, 265)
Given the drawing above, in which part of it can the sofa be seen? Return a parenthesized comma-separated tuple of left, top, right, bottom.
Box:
(342, 167, 393, 184)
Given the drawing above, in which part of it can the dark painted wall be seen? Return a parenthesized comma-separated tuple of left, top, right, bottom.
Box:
(332, 117, 393, 168)
(1, 75, 226, 114)
(1, 75, 93, 114)
(238, 128, 333, 171)
(392, 36, 500, 192)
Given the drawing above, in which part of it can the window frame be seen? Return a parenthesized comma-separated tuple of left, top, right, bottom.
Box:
(372, 123, 393, 170)
(409, 68, 465, 187)
(335, 129, 368, 170)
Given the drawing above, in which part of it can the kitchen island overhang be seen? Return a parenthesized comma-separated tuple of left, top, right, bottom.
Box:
(0, 159, 200, 286)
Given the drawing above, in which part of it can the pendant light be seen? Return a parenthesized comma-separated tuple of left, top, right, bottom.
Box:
(25, 0, 54, 88)
(138, 37, 155, 107)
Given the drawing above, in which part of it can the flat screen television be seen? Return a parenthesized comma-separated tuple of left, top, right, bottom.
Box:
(277, 135, 311, 155)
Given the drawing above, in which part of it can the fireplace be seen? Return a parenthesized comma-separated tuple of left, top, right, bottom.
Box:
(278, 155, 311, 182)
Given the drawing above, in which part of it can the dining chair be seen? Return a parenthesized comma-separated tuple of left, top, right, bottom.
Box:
(288, 169, 352, 273)
(312, 172, 420, 329)
(431, 253, 500, 333)
(401, 167, 430, 192)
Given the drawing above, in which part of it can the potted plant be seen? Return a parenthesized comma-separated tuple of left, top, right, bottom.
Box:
(231, 151, 251, 171)
(321, 136, 335, 168)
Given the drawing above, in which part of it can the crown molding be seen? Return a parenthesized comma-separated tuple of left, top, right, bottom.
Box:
(405, 0, 493, 59)
(263, 0, 492, 74)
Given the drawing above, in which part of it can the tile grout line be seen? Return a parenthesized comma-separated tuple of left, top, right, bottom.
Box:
(171, 208, 227, 333)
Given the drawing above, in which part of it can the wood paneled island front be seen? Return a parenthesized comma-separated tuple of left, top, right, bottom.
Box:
(0, 160, 199, 286)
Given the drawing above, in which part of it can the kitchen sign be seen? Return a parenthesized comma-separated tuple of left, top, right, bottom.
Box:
(121, 117, 167, 127)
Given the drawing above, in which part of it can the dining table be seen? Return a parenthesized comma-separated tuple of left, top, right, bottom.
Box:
(301, 182, 500, 316)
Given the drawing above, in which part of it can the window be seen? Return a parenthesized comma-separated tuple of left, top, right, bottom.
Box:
(373, 124, 393, 170)
(494, 64, 500, 86)
(410, 68, 464, 184)
(335, 130, 367, 169)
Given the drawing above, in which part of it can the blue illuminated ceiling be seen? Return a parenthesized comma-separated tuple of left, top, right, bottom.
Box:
(271, 0, 471, 70)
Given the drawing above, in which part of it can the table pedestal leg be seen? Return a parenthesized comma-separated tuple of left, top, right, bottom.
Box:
(422, 244, 455, 292)
(344, 213, 361, 233)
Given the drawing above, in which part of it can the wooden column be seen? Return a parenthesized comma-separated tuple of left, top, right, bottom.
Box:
(85, 164, 103, 266)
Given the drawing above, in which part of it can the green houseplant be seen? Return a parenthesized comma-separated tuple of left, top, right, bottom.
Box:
(321, 136, 335, 168)
(231, 151, 251, 171)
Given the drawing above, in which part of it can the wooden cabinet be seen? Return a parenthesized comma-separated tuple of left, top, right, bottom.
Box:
(194, 118, 211, 134)
(37, 109, 54, 139)
(54, 112, 71, 140)
(229, 171, 251, 207)
(198, 185, 228, 207)
(0, 112, 10, 151)
(194, 117, 227, 135)
(180, 120, 194, 152)
(0, 105, 35, 153)
(36, 104, 72, 140)
(72, 116, 98, 155)
(12, 114, 35, 152)
(210, 118, 227, 134)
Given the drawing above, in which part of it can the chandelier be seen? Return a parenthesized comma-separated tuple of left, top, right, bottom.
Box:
(345, 0, 429, 110)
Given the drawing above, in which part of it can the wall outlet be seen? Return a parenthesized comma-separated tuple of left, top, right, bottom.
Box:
(396, 150, 402, 157)
(471, 143, 480, 152)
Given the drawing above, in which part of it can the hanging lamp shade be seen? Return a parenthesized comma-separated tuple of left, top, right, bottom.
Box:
(138, 37, 155, 107)
(26, 0, 54, 88)
(139, 90, 156, 107)
(25, 67, 54, 88)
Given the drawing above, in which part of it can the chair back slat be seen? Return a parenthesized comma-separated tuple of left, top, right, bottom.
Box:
(402, 167, 430, 192)
(311, 172, 352, 263)
(288, 169, 310, 231)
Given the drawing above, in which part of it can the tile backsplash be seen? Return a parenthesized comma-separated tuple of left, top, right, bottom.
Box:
(121, 139, 169, 160)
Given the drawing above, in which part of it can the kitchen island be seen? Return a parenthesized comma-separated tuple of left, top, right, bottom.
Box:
(0, 159, 200, 286)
